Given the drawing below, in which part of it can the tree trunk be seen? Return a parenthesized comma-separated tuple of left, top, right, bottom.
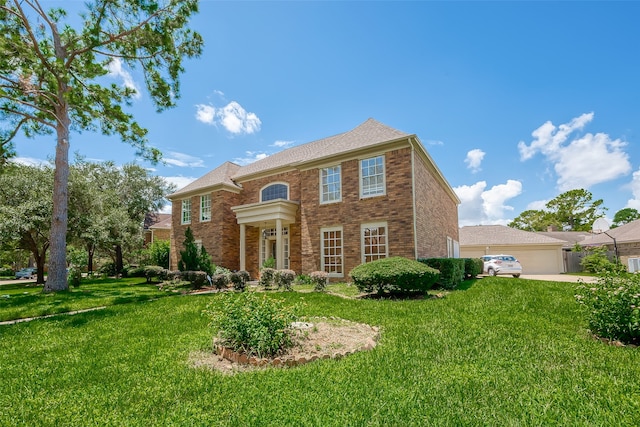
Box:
(43, 112, 70, 292)
(115, 244, 123, 275)
(87, 242, 95, 274)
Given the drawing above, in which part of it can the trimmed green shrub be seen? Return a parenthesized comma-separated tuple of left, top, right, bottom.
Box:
(0, 267, 14, 277)
(310, 271, 329, 292)
(464, 258, 484, 279)
(349, 257, 440, 294)
(142, 266, 165, 283)
(259, 268, 276, 290)
(229, 270, 250, 292)
(183, 270, 207, 289)
(211, 273, 228, 290)
(275, 269, 296, 291)
(575, 271, 640, 345)
(203, 292, 301, 357)
(580, 246, 624, 274)
(418, 258, 465, 290)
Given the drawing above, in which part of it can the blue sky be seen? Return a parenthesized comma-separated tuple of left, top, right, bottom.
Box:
(12, 1, 640, 227)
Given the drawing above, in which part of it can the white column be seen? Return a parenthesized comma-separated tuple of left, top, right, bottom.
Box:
(276, 219, 283, 270)
(239, 224, 246, 271)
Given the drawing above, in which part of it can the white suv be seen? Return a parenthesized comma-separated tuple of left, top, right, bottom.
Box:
(481, 255, 522, 278)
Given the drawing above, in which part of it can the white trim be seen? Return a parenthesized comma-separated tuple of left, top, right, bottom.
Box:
(361, 221, 388, 264)
(359, 155, 386, 199)
(320, 226, 344, 278)
(259, 181, 289, 202)
(319, 165, 342, 204)
(411, 143, 418, 258)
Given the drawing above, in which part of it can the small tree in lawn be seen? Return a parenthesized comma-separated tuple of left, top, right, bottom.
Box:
(178, 227, 199, 272)
(199, 245, 213, 276)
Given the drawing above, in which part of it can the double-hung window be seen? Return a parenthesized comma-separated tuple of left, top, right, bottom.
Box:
(200, 194, 211, 222)
(360, 155, 385, 197)
(321, 226, 343, 277)
(181, 199, 191, 224)
(320, 166, 341, 204)
(361, 222, 388, 263)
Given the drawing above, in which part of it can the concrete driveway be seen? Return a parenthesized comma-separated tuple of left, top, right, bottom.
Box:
(518, 274, 598, 283)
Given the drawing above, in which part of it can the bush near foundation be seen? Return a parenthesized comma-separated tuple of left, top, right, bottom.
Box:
(349, 257, 439, 294)
(418, 258, 465, 290)
(464, 258, 484, 279)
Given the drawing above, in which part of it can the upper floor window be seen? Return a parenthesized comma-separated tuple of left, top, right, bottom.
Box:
(320, 166, 342, 204)
(181, 199, 191, 224)
(360, 155, 385, 198)
(261, 183, 288, 202)
(200, 194, 211, 222)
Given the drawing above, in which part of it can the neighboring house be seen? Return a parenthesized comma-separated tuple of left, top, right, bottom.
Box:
(459, 225, 567, 274)
(579, 219, 640, 271)
(167, 118, 460, 280)
(537, 229, 591, 273)
(144, 213, 172, 246)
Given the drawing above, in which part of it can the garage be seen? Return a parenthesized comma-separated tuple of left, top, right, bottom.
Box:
(459, 225, 567, 274)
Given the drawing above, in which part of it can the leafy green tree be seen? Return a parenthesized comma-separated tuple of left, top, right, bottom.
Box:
(509, 189, 606, 232)
(612, 208, 640, 228)
(545, 189, 605, 231)
(0, 0, 203, 291)
(508, 209, 557, 232)
(147, 239, 170, 269)
(0, 163, 53, 283)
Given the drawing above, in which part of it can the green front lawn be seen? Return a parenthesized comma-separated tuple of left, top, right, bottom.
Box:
(1, 277, 639, 425)
(0, 277, 168, 322)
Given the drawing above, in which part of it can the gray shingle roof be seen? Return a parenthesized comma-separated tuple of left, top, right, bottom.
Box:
(233, 118, 411, 180)
(460, 225, 568, 246)
(580, 218, 640, 245)
(169, 118, 412, 198)
(169, 161, 241, 198)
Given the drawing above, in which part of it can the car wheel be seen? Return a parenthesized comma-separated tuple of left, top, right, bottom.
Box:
(513, 274, 520, 278)
(488, 268, 497, 276)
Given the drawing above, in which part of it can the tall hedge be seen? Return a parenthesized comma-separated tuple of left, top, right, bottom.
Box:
(349, 257, 440, 294)
(418, 258, 465, 290)
(464, 258, 484, 279)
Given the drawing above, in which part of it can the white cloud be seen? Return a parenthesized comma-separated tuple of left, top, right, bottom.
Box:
(163, 152, 205, 168)
(527, 199, 548, 211)
(454, 180, 522, 226)
(163, 175, 197, 192)
(271, 140, 295, 148)
(426, 140, 444, 146)
(11, 157, 51, 167)
(195, 101, 261, 135)
(106, 58, 141, 99)
(195, 104, 216, 124)
(233, 151, 268, 166)
(518, 113, 631, 191)
(464, 149, 485, 173)
(625, 168, 640, 210)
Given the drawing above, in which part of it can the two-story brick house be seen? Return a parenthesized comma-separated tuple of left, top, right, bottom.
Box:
(167, 119, 460, 280)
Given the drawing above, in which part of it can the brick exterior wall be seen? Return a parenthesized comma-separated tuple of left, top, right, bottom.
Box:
(170, 144, 459, 280)
(301, 148, 416, 279)
(413, 151, 459, 258)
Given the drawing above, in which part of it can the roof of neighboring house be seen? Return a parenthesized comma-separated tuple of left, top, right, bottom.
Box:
(580, 218, 640, 246)
(537, 231, 591, 247)
(460, 225, 568, 246)
(149, 215, 172, 230)
(144, 213, 171, 230)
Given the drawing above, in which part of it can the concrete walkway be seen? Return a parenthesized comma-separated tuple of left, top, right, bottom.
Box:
(518, 274, 598, 283)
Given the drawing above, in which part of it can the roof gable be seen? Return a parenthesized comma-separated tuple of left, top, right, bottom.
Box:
(581, 218, 640, 245)
(169, 161, 241, 198)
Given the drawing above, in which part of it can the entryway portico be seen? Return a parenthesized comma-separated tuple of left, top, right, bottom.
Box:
(231, 199, 299, 271)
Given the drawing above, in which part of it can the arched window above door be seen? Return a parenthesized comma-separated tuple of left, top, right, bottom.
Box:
(261, 183, 288, 202)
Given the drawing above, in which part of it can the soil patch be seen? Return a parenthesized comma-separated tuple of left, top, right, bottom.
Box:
(189, 318, 380, 375)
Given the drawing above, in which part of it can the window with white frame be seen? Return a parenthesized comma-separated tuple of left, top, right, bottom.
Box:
(320, 165, 342, 204)
(261, 183, 288, 202)
(360, 155, 385, 197)
(321, 226, 343, 277)
(181, 199, 191, 224)
(200, 194, 211, 222)
(361, 222, 387, 263)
